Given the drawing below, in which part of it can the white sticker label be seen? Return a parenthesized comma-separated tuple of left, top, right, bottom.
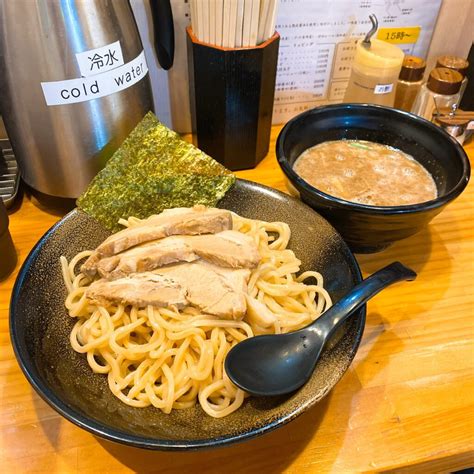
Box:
(374, 83, 394, 95)
(41, 51, 148, 106)
(76, 40, 124, 77)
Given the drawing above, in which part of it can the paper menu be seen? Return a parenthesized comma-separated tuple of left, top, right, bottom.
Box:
(273, 0, 442, 123)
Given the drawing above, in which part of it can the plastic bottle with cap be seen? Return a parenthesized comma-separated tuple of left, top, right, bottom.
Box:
(394, 55, 426, 112)
(343, 38, 405, 106)
(410, 67, 463, 121)
(436, 55, 469, 102)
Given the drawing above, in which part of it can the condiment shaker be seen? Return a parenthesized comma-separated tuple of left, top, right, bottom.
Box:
(343, 38, 404, 107)
(410, 68, 463, 121)
(0, 199, 16, 279)
(394, 56, 426, 112)
(436, 55, 469, 102)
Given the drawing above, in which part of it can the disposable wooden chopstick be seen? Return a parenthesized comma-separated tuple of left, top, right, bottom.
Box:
(195, 0, 203, 41)
(215, 0, 224, 47)
(249, 0, 261, 46)
(222, 0, 232, 47)
(189, 0, 196, 35)
(190, 0, 198, 39)
(192, 0, 276, 48)
(235, 0, 245, 48)
(257, 0, 270, 45)
(228, 0, 239, 48)
(202, 0, 210, 44)
(209, 0, 217, 45)
(242, 0, 253, 47)
(263, 0, 278, 42)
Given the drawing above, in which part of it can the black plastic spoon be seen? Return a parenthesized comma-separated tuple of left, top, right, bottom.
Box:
(225, 262, 416, 396)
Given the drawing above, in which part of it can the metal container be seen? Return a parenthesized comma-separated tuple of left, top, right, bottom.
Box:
(0, 0, 154, 198)
(0, 197, 16, 279)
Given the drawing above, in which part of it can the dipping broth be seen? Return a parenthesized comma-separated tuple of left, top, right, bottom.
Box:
(293, 140, 437, 206)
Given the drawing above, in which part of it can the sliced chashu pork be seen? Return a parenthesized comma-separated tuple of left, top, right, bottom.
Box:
(156, 261, 251, 319)
(182, 230, 260, 269)
(82, 206, 232, 277)
(85, 273, 187, 309)
(95, 238, 198, 279)
(95, 230, 260, 279)
(85, 261, 251, 320)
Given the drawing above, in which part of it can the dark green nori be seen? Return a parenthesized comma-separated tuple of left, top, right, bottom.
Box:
(77, 112, 235, 231)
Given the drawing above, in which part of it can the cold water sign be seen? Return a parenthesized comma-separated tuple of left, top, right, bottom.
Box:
(41, 51, 148, 106)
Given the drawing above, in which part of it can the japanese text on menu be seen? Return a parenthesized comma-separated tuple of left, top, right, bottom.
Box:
(273, 0, 442, 123)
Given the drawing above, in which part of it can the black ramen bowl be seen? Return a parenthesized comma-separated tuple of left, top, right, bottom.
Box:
(276, 104, 470, 253)
(10, 180, 365, 450)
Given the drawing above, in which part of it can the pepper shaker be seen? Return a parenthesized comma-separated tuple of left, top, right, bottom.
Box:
(436, 55, 469, 102)
(394, 56, 426, 112)
(410, 68, 463, 121)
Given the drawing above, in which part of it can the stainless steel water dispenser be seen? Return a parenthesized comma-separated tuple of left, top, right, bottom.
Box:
(0, 0, 166, 198)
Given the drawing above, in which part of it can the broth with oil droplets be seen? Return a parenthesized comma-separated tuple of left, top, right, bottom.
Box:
(293, 140, 437, 206)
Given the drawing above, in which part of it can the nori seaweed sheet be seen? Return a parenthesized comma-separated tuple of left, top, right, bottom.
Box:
(77, 112, 235, 231)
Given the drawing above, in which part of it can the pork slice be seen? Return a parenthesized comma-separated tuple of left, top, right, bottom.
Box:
(81, 207, 232, 276)
(85, 273, 187, 308)
(210, 265, 251, 293)
(181, 231, 260, 269)
(84, 229, 260, 279)
(96, 238, 198, 279)
(156, 261, 251, 320)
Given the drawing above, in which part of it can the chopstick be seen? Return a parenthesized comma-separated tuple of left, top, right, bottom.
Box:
(190, 0, 196, 36)
(215, 0, 224, 47)
(264, 0, 278, 41)
(257, 0, 270, 45)
(242, 0, 253, 47)
(202, 0, 210, 44)
(196, 0, 203, 40)
(235, 0, 245, 48)
(222, 0, 232, 47)
(209, 0, 217, 45)
(228, 0, 239, 48)
(249, 0, 260, 46)
(190, 0, 278, 47)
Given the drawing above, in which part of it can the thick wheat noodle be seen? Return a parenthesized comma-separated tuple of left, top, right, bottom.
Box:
(61, 213, 332, 418)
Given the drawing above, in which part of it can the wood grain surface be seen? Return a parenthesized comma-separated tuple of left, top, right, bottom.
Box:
(1, 127, 473, 473)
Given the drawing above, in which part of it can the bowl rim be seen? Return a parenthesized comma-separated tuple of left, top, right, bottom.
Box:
(9, 179, 366, 450)
(276, 103, 471, 215)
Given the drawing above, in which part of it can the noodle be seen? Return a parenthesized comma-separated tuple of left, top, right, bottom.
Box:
(61, 213, 332, 418)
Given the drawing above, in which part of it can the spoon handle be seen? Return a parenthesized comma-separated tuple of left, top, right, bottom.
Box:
(314, 262, 416, 339)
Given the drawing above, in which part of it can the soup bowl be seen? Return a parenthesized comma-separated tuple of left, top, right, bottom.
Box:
(276, 104, 470, 253)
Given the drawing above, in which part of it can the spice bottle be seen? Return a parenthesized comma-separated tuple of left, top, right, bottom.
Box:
(436, 55, 469, 102)
(394, 56, 426, 112)
(343, 38, 404, 107)
(410, 67, 463, 121)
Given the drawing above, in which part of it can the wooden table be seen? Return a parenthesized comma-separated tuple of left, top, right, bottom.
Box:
(1, 128, 473, 473)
